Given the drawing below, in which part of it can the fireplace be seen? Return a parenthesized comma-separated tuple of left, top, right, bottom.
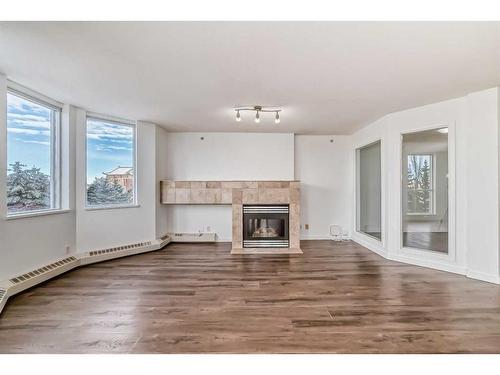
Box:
(243, 205, 289, 248)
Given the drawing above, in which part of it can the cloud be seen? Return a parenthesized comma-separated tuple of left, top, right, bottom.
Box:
(87, 119, 133, 142)
(95, 144, 132, 152)
(8, 113, 51, 130)
(19, 139, 50, 146)
(7, 127, 50, 136)
(7, 93, 51, 117)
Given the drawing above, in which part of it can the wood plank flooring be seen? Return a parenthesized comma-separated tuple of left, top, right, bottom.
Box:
(1, 240, 500, 353)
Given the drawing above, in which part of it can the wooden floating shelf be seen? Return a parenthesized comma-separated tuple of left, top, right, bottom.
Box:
(160, 180, 299, 205)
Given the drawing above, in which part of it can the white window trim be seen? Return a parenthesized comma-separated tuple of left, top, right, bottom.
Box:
(406, 153, 435, 216)
(84, 114, 137, 210)
(6, 84, 63, 218)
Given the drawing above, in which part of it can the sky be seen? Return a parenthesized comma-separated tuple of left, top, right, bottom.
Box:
(7, 92, 134, 184)
(86, 118, 134, 184)
(7, 92, 52, 176)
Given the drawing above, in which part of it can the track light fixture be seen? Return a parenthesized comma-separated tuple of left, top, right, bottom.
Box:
(234, 105, 282, 124)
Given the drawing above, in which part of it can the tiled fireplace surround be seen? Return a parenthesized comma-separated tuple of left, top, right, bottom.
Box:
(160, 180, 301, 254)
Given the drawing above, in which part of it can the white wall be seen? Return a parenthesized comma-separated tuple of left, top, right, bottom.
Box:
(75, 116, 157, 252)
(464, 88, 500, 282)
(350, 87, 500, 284)
(164, 132, 295, 241)
(155, 125, 169, 238)
(0, 74, 76, 280)
(294, 135, 352, 239)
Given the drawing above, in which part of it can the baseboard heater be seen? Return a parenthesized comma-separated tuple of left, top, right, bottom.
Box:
(0, 234, 172, 317)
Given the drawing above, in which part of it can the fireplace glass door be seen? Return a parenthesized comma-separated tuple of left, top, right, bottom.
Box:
(243, 205, 289, 248)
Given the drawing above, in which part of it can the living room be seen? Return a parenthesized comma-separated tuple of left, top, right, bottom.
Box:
(1, 2, 500, 368)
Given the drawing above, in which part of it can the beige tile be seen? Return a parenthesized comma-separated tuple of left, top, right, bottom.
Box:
(163, 180, 175, 188)
(258, 181, 289, 189)
(290, 186, 300, 204)
(162, 188, 176, 204)
(190, 189, 206, 203)
(206, 189, 221, 203)
(206, 181, 221, 188)
(242, 189, 259, 203)
(190, 181, 206, 189)
(232, 189, 242, 204)
(221, 188, 233, 204)
(242, 181, 258, 189)
(232, 240, 243, 250)
(175, 181, 190, 188)
(258, 188, 289, 204)
(221, 181, 245, 189)
(289, 203, 301, 248)
(175, 188, 190, 203)
(232, 204, 242, 242)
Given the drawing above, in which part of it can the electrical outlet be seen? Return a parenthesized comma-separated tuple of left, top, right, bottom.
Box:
(305, 224, 309, 230)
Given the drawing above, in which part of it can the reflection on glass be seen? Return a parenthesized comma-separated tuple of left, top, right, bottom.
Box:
(402, 128, 448, 253)
(356, 141, 382, 240)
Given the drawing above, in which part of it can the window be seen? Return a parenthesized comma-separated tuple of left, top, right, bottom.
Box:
(356, 140, 382, 240)
(86, 117, 135, 207)
(406, 154, 433, 214)
(6, 90, 61, 215)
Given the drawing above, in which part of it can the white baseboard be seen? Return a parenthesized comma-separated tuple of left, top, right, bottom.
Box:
(388, 253, 466, 276)
(0, 236, 171, 316)
(300, 235, 338, 240)
(352, 234, 500, 284)
(351, 234, 387, 258)
(466, 269, 500, 284)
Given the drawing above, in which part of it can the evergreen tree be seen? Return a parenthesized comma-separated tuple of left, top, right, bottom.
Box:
(6, 161, 51, 211)
(418, 158, 431, 211)
(87, 176, 131, 205)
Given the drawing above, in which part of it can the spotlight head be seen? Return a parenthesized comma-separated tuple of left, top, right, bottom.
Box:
(255, 110, 260, 123)
(235, 110, 241, 122)
(275, 111, 280, 124)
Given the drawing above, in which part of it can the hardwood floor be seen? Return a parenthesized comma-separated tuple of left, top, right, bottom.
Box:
(1, 240, 500, 353)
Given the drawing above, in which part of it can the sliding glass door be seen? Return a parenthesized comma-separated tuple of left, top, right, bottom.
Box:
(401, 128, 448, 253)
(356, 141, 382, 240)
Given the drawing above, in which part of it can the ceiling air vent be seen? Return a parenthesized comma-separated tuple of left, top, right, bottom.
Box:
(89, 241, 152, 256)
(9, 256, 77, 285)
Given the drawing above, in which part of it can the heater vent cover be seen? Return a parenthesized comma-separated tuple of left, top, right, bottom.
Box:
(9, 256, 78, 285)
(89, 241, 152, 256)
(0, 288, 5, 301)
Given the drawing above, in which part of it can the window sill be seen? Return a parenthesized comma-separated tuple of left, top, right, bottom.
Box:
(84, 204, 140, 211)
(5, 209, 71, 220)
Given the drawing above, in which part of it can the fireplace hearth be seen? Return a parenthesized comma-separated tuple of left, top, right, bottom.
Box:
(243, 205, 289, 248)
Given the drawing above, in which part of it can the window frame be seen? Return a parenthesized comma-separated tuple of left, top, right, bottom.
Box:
(84, 114, 137, 210)
(405, 153, 435, 216)
(6, 85, 62, 218)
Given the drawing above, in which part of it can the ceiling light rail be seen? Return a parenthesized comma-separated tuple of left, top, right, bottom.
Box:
(234, 105, 282, 124)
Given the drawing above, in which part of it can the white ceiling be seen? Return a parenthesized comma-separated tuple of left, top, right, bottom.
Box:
(1, 22, 499, 134)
